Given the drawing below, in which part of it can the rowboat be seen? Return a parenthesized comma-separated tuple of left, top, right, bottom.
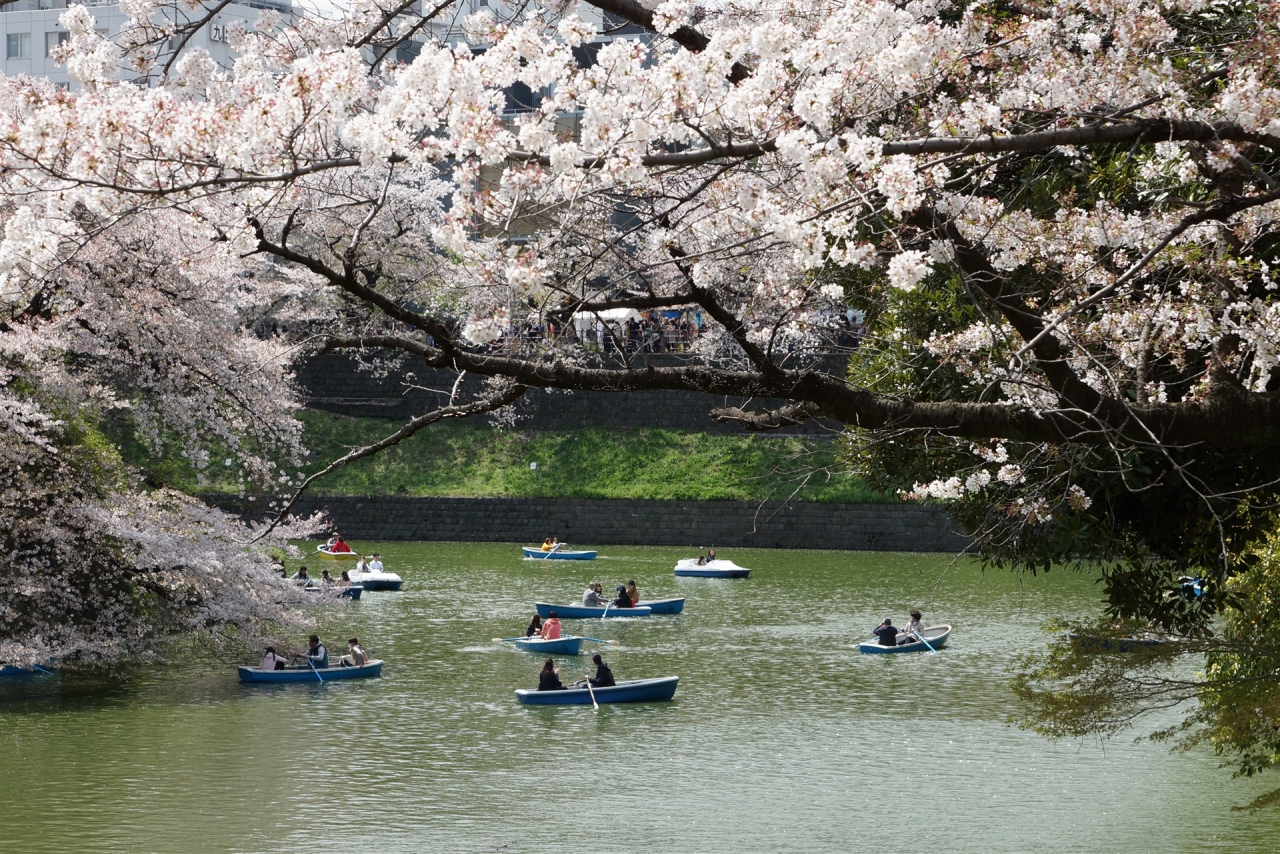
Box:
(0, 663, 56, 677)
(1068, 632, 1169, 652)
(499, 635, 585, 656)
(303, 584, 364, 600)
(522, 547, 598, 561)
(515, 676, 679, 705)
(237, 660, 384, 683)
(634, 597, 685, 615)
(534, 602, 652, 619)
(674, 559, 751, 578)
(857, 625, 951, 654)
(316, 545, 359, 561)
(348, 567, 403, 591)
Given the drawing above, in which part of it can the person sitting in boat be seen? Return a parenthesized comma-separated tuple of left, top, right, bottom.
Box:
(336, 570, 352, 588)
(301, 635, 329, 668)
(587, 653, 616, 688)
(613, 586, 634, 609)
(526, 614, 543, 637)
(340, 637, 367, 668)
(538, 658, 566, 691)
(329, 534, 352, 554)
(290, 566, 310, 585)
(707, 548, 716, 561)
(541, 611, 563, 640)
(873, 618, 900, 647)
(583, 582, 608, 606)
(540, 537, 554, 552)
(902, 611, 925, 638)
(259, 646, 288, 672)
(368, 554, 384, 572)
(321, 569, 335, 586)
(327, 532, 339, 548)
(626, 580, 640, 605)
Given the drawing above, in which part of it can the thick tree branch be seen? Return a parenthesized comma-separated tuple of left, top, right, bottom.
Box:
(582, 0, 752, 83)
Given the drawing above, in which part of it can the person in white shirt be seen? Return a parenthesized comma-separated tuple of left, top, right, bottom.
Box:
(902, 611, 926, 638)
(583, 582, 608, 606)
(368, 554, 384, 572)
(341, 637, 367, 667)
(259, 646, 288, 671)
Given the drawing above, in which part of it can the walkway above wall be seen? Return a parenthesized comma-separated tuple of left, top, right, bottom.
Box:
(207, 494, 968, 553)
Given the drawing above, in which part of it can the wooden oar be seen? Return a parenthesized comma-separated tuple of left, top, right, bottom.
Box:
(581, 636, 621, 646)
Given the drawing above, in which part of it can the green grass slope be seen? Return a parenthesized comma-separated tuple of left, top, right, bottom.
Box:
(112, 410, 891, 503)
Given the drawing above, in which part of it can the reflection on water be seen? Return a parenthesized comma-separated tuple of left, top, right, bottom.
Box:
(2, 543, 1277, 853)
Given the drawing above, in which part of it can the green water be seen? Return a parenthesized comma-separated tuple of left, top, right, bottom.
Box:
(3, 543, 1279, 853)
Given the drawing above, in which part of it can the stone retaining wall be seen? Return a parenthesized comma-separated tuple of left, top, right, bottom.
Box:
(208, 494, 967, 552)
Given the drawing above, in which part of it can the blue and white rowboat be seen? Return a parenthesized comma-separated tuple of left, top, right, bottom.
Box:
(634, 597, 685, 615)
(522, 547, 598, 561)
(674, 559, 751, 578)
(534, 602, 652, 619)
(237, 660, 384, 683)
(515, 676, 679, 705)
(857, 625, 951, 654)
(499, 635, 585, 656)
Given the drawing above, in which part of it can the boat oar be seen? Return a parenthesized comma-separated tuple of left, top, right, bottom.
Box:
(581, 637, 621, 647)
(584, 676, 599, 712)
(912, 631, 938, 653)
(601, 602, 610, 622)
(304, 657, 325, 683)
(32, 664, 54, 675)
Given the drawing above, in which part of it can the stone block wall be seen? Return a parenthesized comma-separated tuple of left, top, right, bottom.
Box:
(208, 494, 968, 552)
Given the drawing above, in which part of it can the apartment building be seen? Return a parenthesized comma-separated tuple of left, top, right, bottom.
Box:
(0, 0, 293, 86)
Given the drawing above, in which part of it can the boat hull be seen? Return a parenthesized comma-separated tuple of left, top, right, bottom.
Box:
(303, 584, 364, 600)
(674, 560, 751, 578)
(534, 602, 652, 619)
(636, 597, 685, 615)
(509, 636, 584, 655)
(348, 570, 403, 591)
(316, 546, 359, 561)
(858, 625, 952, 654)
(238, 660, 384, 683)
(515, 676, 679, 705)
(522, 548, 597, 560)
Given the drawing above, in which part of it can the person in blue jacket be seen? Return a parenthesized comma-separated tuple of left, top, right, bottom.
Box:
(873, 619, 900, 647)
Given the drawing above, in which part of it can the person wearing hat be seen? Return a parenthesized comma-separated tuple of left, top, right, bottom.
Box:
(259, 646, 288, 671)
(612, 585, 634, 609)
(626, 580, 641, 606)
(873, 618, 900, 647)
(582, 582, 608, 606)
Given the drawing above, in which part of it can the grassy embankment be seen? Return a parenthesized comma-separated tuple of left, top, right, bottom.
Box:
(118, 410, 893, 503)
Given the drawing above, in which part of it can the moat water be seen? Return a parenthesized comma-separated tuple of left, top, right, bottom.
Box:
(3, 542, 1278, 852)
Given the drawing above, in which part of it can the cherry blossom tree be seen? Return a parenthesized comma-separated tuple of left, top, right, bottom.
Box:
(4, 0, 1280, 688)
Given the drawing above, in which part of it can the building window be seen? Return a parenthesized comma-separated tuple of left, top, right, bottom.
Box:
(7, 33, 30, 60)
(45, 31, 70, 58)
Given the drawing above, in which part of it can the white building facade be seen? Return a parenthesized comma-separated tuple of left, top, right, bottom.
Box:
(0, 0, 292, 86)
